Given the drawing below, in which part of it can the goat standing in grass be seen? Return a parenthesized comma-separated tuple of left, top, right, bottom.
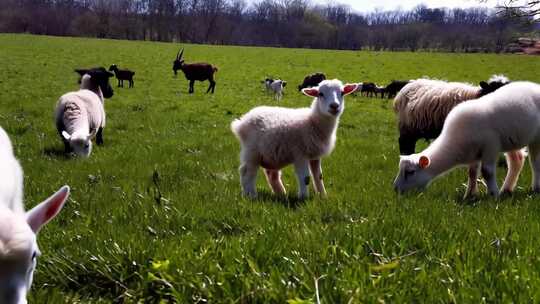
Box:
(109, 64, 135, 88)
(172, 48, 218, 94)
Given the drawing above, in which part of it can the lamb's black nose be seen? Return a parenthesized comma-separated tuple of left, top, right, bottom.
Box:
(329, 103, 339, 110)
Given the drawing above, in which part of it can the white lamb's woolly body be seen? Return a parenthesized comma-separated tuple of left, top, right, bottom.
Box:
(0, 127, 69, 304)
(55, 74, 106, 157)
(394, 81, 540, 197)
(232, 79, 357, 199)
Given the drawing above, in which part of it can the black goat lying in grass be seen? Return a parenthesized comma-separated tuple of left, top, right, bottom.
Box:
(109, 64, 135, 88)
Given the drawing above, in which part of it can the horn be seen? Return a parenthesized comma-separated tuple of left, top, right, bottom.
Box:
(177, 48, 184, 60)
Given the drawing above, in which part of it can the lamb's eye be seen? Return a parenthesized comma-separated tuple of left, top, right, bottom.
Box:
(404, 169, 415, 178)
(318, 92, 324, 97)
(85, 144, 90, 149)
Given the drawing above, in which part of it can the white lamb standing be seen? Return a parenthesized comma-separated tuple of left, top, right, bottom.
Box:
(55, 68, 113, 157)
(263, 78, 287, 101)
(393, 81, 540, 198)
(0, 126, 70, 304)
(232, 79, 358, 199)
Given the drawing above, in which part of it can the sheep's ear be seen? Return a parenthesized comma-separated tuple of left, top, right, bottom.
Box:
(418, 155, 430, 169)
(479, 81, 490, 90)
(342, 83, 358, 96)
(282, 81, 287, 87)
(62, 131, 71, 141)
(302, 88, 319, 97)
(26, 186, 70, 233)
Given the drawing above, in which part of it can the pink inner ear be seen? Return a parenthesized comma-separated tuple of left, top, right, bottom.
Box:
(303, 88, 319, 97)
(342, 84, 358, 95)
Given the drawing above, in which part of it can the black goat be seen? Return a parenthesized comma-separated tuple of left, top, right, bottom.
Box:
(109, 64, 135, 88)
(298, 72, 326, 91)
(360, 82, 376, 97)
(74, 67, 114, 99)
(172, 48, 218, 94)
(385, 80, 410, 99)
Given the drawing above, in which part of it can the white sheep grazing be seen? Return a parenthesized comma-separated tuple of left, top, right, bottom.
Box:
(263, 78, 287, 101)
(0, 126, 70, 303)
(393, 81, 540, 198)
(55, 69, 112, 157)
(231, 79, 358, 199)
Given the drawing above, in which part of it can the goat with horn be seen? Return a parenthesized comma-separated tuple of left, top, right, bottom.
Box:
(172, 48, 218, 94)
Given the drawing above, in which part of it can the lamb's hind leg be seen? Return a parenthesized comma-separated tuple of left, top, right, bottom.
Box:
(464, 162, 480, 199)
(500, 149, 526, 195)
(294, 160, 311, 200)
(528, 144, 540, 193)
(309, 159, 327, 197)
(264, 169, 286, 195)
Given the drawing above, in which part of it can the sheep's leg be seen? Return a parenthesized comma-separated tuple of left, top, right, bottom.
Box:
(239, 162, 258, 198)
(264, 169, 286, 195)
(481, 161, 499, 197)
(500, 149, 526, 194)
(189, 80, 195, 94)
(528, 144, 540, 192)
(117, 79, 121, 87)
(96, 128, 104, 145)
(207, 80, 216, 94)
(63, 140, 71, 153)
(464, 162, 480, 199)
(131, 79, 134, 88)
(309, 159, 327, 197)
(294, 160, 311, 200)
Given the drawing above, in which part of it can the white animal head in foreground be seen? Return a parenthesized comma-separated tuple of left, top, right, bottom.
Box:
(302, 79, 358, 117)
(393, 154, 433, 193)
(0, 186, 69, 304)
(62, 130, 96, 157)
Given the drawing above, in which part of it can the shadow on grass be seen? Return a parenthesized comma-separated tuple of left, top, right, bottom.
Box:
(42, 146, 71, 160)
(254, 189, 308, 209)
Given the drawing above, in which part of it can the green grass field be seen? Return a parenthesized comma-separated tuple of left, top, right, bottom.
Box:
(2, 34, 540, 303)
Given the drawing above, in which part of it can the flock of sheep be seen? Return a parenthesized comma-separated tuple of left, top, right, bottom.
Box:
(2, 45, 540, 302)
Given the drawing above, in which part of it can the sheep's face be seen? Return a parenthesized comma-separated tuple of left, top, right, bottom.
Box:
(302, 80, 358, 118)
(393, 155, 433, 194)
(62, 131, 94, 158)
(0, 187, 69, 304)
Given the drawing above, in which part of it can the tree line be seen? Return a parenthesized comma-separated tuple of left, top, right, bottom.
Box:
(0, 0, 536, 52)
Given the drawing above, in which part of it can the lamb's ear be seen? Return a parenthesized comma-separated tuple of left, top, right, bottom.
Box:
(62, 131, 71, 141)
(282, 81, 287, 87)
(479, 81, 490, 90)
(26, 186, 70, 233)
(302, 88, 319, 97)
(342, 83, 358, 96)
(418, 155, 430, 169)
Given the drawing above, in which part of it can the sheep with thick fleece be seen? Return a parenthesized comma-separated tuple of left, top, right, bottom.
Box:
(231, 79, 358, 199)
(393, 81, 540, 198)
(55, 68, 113, 157)
(0, 126, 70, 303)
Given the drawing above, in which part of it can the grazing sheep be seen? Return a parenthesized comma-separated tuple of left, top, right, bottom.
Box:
(393, 75, 510, 155)
(393, 81, 540, 198)
(108, 64, 135, 88)
(263, 78, 287, 101)
(55, 68, 113, 157)
(298, 72, 326, 91)
(231, 79, 358, 199)
(385, 80, 410, 99)
(172, 48, 218, 94)
(360, 82, 377, 97)
(0, 126, 70, 304)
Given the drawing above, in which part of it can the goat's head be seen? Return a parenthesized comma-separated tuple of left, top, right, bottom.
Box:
(302, 79, 357, 118)
(479, 74, 510, 97)
(108, 64, 118, 72)
(62, 129, 96, 157)
(173, 48, 185, 76)
(75, 68, 114, 99)
(0, 186, 69, 304)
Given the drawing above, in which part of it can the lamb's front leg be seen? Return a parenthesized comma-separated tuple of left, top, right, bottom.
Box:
(464, 162, 480, 199)
(239, 162, 258, 198)
(481, 162, 499, 197)
(309, 159, 327, 197)
(294, 160, 311, 200)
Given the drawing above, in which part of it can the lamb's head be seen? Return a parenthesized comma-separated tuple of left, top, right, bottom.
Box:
(62, 130, 96, 157)
(76, 67, 114, 99)
(302, 79, 357, 118)
(393, 154, 433, 194)
(173, 48, 185, 76)
(479, 74, 510, 97)
(0, 186, 69, 304)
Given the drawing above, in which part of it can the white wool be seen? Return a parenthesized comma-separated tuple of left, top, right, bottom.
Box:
(0, 128, 24, 215)
(232, 79, 357, 199)
(394, 81, 540, 197)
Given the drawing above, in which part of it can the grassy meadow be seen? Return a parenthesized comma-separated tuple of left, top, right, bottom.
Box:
(2, 34, 540, 303)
